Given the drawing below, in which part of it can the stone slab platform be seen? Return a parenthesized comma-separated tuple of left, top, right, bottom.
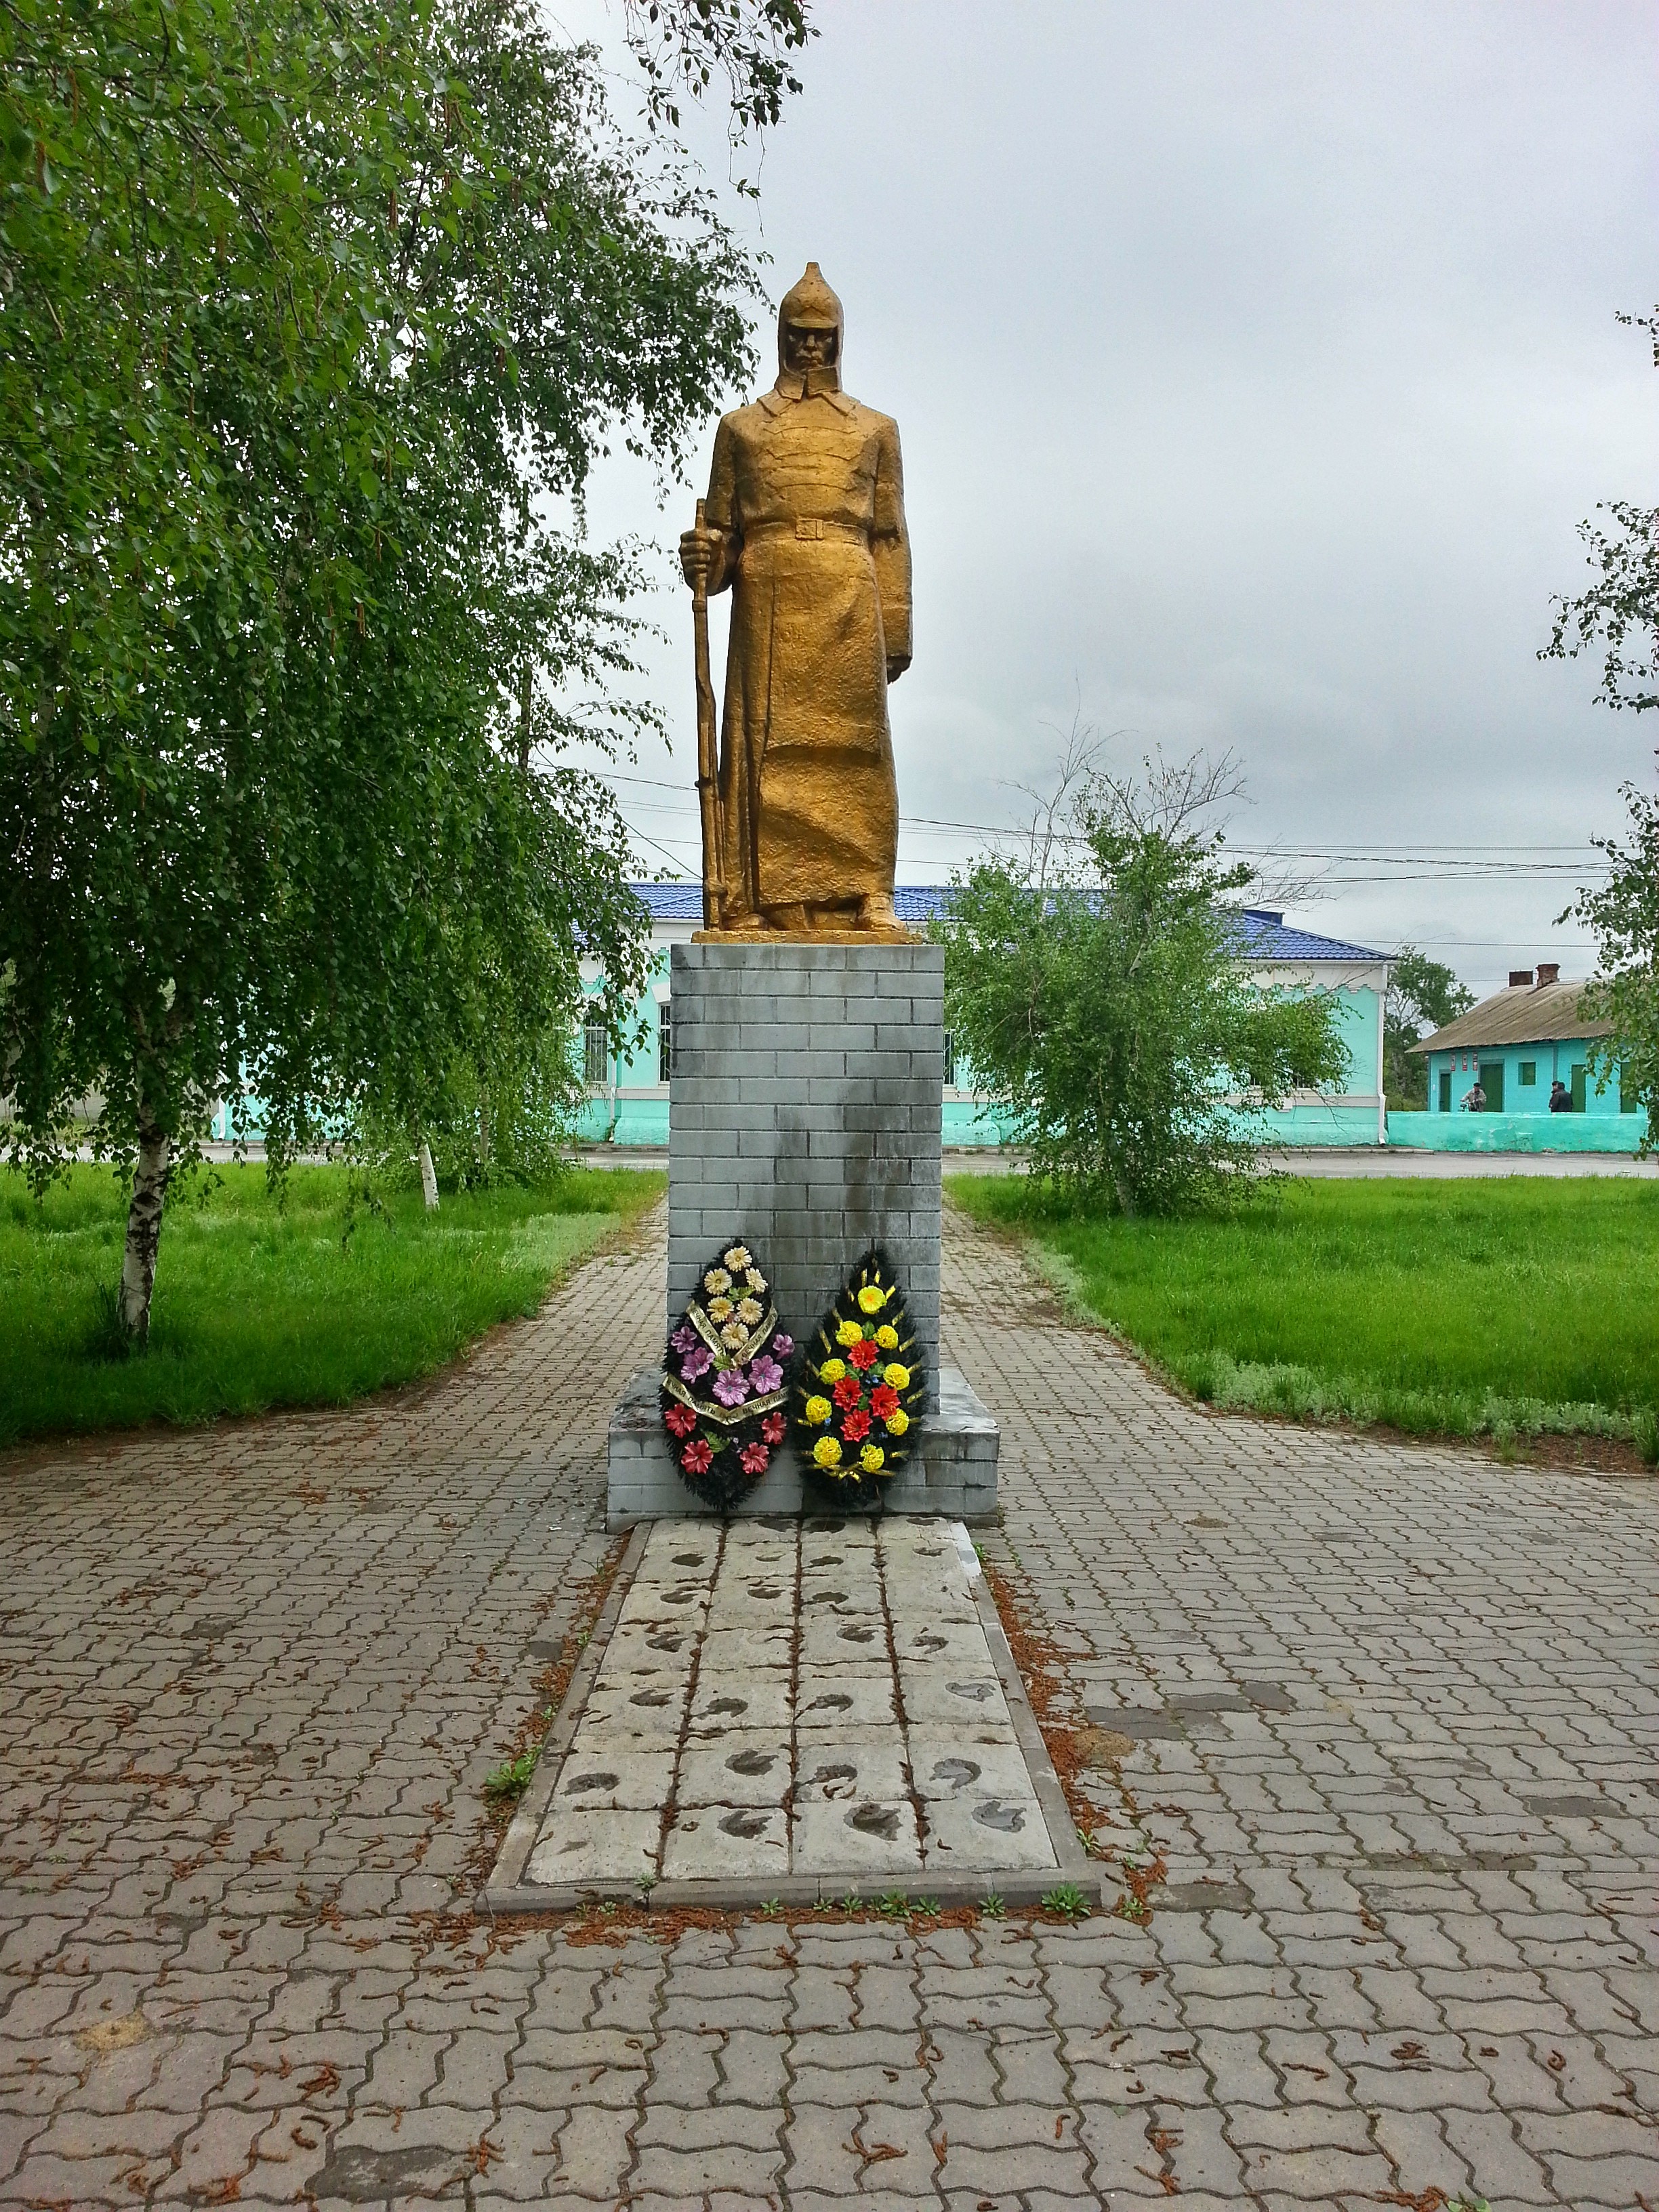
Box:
(485, 1517, 1097, 1914)
(606, 1364, 998, 1530)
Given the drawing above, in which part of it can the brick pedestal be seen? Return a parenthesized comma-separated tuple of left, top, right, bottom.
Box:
(605, 937, 1000, 1526)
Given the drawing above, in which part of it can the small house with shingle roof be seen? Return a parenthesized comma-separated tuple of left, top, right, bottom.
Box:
(1408, 963, 1643, 1147)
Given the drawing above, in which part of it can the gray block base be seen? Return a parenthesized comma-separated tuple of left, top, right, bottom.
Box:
(607, 1365, 1000, 1530)
(668, 939, 944, 1407)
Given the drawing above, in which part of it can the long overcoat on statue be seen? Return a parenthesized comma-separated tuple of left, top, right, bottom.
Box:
(698, 268, 911, 919)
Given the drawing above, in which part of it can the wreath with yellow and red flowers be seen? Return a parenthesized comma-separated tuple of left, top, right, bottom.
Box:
(791, 1247, 924, 1511)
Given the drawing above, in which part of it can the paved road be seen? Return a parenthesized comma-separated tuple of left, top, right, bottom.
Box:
(1, 1209, 1654, 2208)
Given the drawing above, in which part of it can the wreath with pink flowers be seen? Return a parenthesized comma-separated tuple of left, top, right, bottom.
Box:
(791, 1246, 925, 1512)
(661, 1241, 795, 1511)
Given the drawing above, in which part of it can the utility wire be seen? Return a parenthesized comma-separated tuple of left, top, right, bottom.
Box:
(583, 766, 1611, 859)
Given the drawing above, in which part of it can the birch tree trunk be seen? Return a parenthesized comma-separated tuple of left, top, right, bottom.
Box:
(417, 1137, 440, 1211)
(119, 1106, 172, 1343)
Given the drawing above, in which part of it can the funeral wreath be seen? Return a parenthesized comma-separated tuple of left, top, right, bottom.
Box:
(792, 1247, 925, 1510)
(661, 1243, 794, 1511)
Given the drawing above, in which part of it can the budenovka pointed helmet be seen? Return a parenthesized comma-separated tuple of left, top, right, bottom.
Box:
(777, 261, 844, 374)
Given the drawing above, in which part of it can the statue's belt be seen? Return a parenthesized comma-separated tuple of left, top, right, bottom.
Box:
(745, 518, 868, 546)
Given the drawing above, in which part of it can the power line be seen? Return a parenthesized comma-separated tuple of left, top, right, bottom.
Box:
(583, 766, 1611, 857)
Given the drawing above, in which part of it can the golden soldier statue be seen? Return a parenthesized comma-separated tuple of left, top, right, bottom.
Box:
(680, 264, 910, 935)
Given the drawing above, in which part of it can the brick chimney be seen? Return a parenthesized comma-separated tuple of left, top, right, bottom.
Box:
(1535, 962, 1560, 986)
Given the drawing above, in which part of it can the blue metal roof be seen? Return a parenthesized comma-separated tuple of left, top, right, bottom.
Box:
(628, 885, 1385, 963)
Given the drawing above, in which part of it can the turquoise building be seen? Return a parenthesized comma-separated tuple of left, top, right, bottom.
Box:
(574, 887, 1391, 1150)
(1406, 965, 1645, 1153)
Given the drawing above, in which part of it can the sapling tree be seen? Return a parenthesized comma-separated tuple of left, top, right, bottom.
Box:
(1, 0, 802, 1338)
(933, 741, 1349, 1216)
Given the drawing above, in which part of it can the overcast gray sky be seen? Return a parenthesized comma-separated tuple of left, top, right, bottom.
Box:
(556, 0, 1658, 994)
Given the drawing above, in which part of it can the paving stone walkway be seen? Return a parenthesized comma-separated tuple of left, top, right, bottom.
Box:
(1, 1205, 1655, 2209)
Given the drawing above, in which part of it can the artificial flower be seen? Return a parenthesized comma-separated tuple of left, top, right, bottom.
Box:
(680, 1345, 712, 1382)
(747, 1354, 783, 1394)
(735, 1296, 763, 1325)
(703, 1267, 733, 1294)
(664, 1403, 697, 1438)
(712, 1367, 750, 1406)
(720, 1322, 746, 1349)
(884, 1408, 909, 1436)
(723, 1246, 753, 1271)
(707, 1296, 735, 1323)
(870, 1383, 899, 1420)
(745, 1267, 768, 1291)
(813, 1435, 843, 1469)
(841, 1407, 872, 1443)
(804, 1395, 832, 1427)
(832, 1374, 862, 1411)
(818, 1357, 846, 1384)
(875, 1325, 899, 1351)
(857, 1284, 888, 1314)
(773, 1334, 794, 1359)
(882, 1361, 911, 1391)
(835, 1319, 865, 1350)
(682, 1437, 714, 1474)
(859, 1444, 884, 1473)
(847, 1338, 879, 1372)
(669, 1324, 699, 1354)
(739, 1441, 770, 1475)
(761, 1411, 787, 1445)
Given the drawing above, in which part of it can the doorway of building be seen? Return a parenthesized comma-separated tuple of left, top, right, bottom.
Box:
(1478, 1060, 1505, 1111)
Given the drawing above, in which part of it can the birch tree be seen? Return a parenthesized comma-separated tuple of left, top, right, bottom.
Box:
(1, 0, 799, 1338)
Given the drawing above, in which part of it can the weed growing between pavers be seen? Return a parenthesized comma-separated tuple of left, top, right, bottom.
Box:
(483, 1749, 539, 1802)
(1040, 1882, 1090, 1918)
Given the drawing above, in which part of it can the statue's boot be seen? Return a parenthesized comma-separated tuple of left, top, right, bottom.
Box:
(856, 892, 901, 931)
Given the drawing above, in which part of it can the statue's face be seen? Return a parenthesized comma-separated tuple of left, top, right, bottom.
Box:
(783, 322, 838, 371)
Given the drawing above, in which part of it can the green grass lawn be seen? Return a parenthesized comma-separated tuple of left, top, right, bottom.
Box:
(0, 1162, 664, 1450)
(949, 1172, 1658, 1459)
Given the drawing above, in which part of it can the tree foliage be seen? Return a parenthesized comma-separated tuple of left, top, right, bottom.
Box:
(1384, 947, 1474, 1107)
(1544, 306, 1659, 1151)
(933, 747, 1349, 1216)
(1567, 773, 1659, 1150)
(1, 0, 792, 1334)
(1542, 308, 1659, 714)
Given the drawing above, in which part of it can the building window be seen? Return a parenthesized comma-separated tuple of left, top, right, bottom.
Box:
(657, 1002, 672, 1085)
(1518, 1061, 1536, 1087)
(943, 1029, 956, 1088)
(583, 1021, 608, 1087)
